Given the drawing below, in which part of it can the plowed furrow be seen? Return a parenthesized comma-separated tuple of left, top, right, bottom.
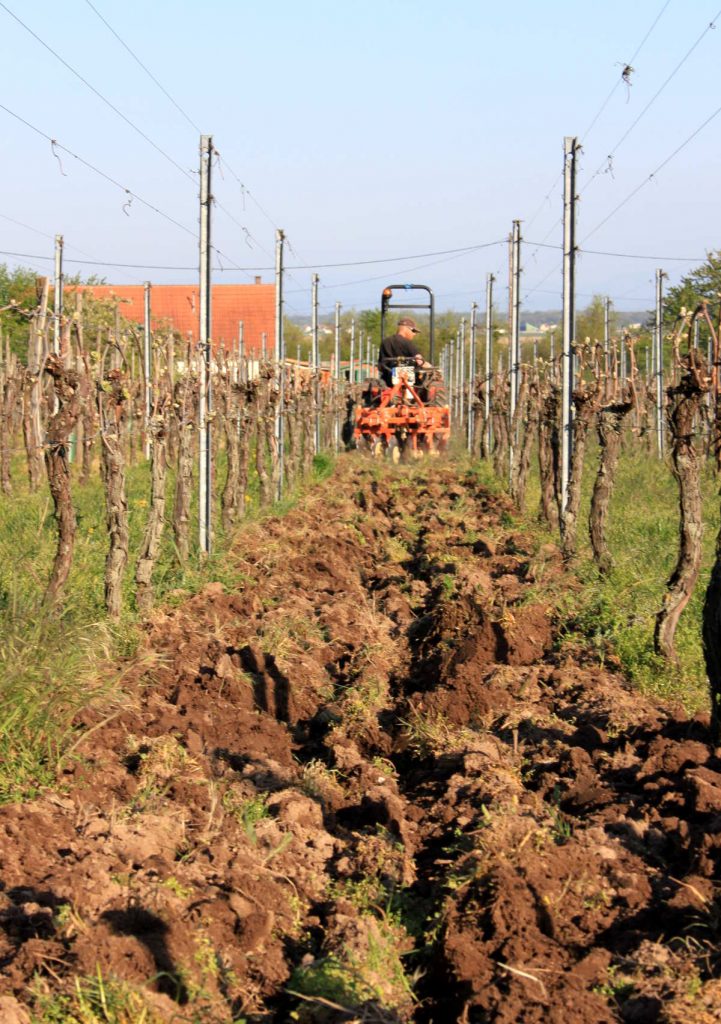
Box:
(1, 458, 720, 1024)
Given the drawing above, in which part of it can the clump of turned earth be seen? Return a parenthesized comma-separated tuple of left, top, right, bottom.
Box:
(1, 457, 720, 1023)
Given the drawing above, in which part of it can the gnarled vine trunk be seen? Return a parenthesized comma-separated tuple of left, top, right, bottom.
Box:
(98, 371, 129, 619)
(173, 372, 197, 565)
(589, 395, 634, 574)
(43, 355, 88, 604)
(135, 402, 170, 615)
(561, 382, 599, 560)
(537, 380, 560, 530)
(656, 352, 707, 662)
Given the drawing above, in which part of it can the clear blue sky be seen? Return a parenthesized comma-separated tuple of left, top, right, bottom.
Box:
(1, 0, 719, 320)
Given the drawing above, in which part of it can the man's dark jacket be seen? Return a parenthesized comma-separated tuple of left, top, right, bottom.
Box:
(378, 333, 421, 385)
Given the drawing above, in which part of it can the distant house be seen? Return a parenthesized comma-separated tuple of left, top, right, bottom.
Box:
(303, 323, 334, 336)
(68, 278, 275, 355)
(520, 322, 547, 342)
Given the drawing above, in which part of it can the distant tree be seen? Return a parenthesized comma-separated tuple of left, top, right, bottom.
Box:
(359, 308, 381, 348)
(575, 294, 617, 344)
(0, 264, 42, 360)
(283, 316, 307, 360)
(663, 251, 721, 342)
(64, 272, 108, 288)
(0, 266, 113, 362)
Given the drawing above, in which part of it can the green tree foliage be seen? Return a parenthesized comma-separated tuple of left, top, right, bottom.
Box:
(663, 251, 721, 343)
(359, 308, 382, 349)
(575, 294, 617, 344)
(0, 264, 42, 360)
(0, 266, 112, 363)
(283, 316, 307, 360)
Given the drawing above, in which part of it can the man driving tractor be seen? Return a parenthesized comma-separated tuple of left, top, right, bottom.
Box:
(355, 284, 450, 458)
(377, 316, 432, 387)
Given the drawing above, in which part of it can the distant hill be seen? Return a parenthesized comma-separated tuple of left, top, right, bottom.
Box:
(286, 309, 650, 329)
(518, 309, 649, 329)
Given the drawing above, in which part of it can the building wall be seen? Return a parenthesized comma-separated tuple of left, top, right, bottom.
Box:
(69, 281, 275, 354)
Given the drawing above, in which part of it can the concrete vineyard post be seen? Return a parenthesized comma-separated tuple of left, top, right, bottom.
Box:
(655, 269, 665, 459)
(485, 273, 494, 457)
(468, 302, 477, 453)
(334, 301, 341, 452)
(198, 134, 213, 557)
(312, 274, 320, 454)
(53, 234, 63, 359)
(350, 317, 355, 383)
(509, 220, 521, 484)
(449, 336, 456, 417)
(621, 333, 627, 383)
(143, 281, 152, 461)
(238, 320, 244, 382)
(560, 136, 578, 520)
(459, 319, 466, 435)
(275, 228, 285, 499)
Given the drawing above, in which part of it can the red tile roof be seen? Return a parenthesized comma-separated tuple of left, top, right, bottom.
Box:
(69, 282, 275, 354)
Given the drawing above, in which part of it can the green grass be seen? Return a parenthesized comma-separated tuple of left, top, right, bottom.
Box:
(515, 437, 717, 712)
(0, 446, 336, 806)
(30, 966, 165, 1023)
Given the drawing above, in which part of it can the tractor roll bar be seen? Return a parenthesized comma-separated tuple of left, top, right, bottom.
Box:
(381, 284, 435, 364)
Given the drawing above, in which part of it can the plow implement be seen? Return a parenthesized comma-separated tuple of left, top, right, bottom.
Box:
(354, 283, 450, 460)
(355, 368, 450, 460)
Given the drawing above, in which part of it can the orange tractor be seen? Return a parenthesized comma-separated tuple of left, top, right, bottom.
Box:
(354, 284, 450, 460)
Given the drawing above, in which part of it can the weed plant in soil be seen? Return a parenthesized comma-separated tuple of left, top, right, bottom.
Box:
(520, 439, 719, 712)
(0, 451, 334, 805)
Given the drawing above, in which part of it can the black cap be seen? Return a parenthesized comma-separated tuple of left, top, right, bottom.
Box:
(398, 317, 420, 333)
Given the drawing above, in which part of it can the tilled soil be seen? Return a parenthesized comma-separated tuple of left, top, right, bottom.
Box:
(2, 458, 721, 1023)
